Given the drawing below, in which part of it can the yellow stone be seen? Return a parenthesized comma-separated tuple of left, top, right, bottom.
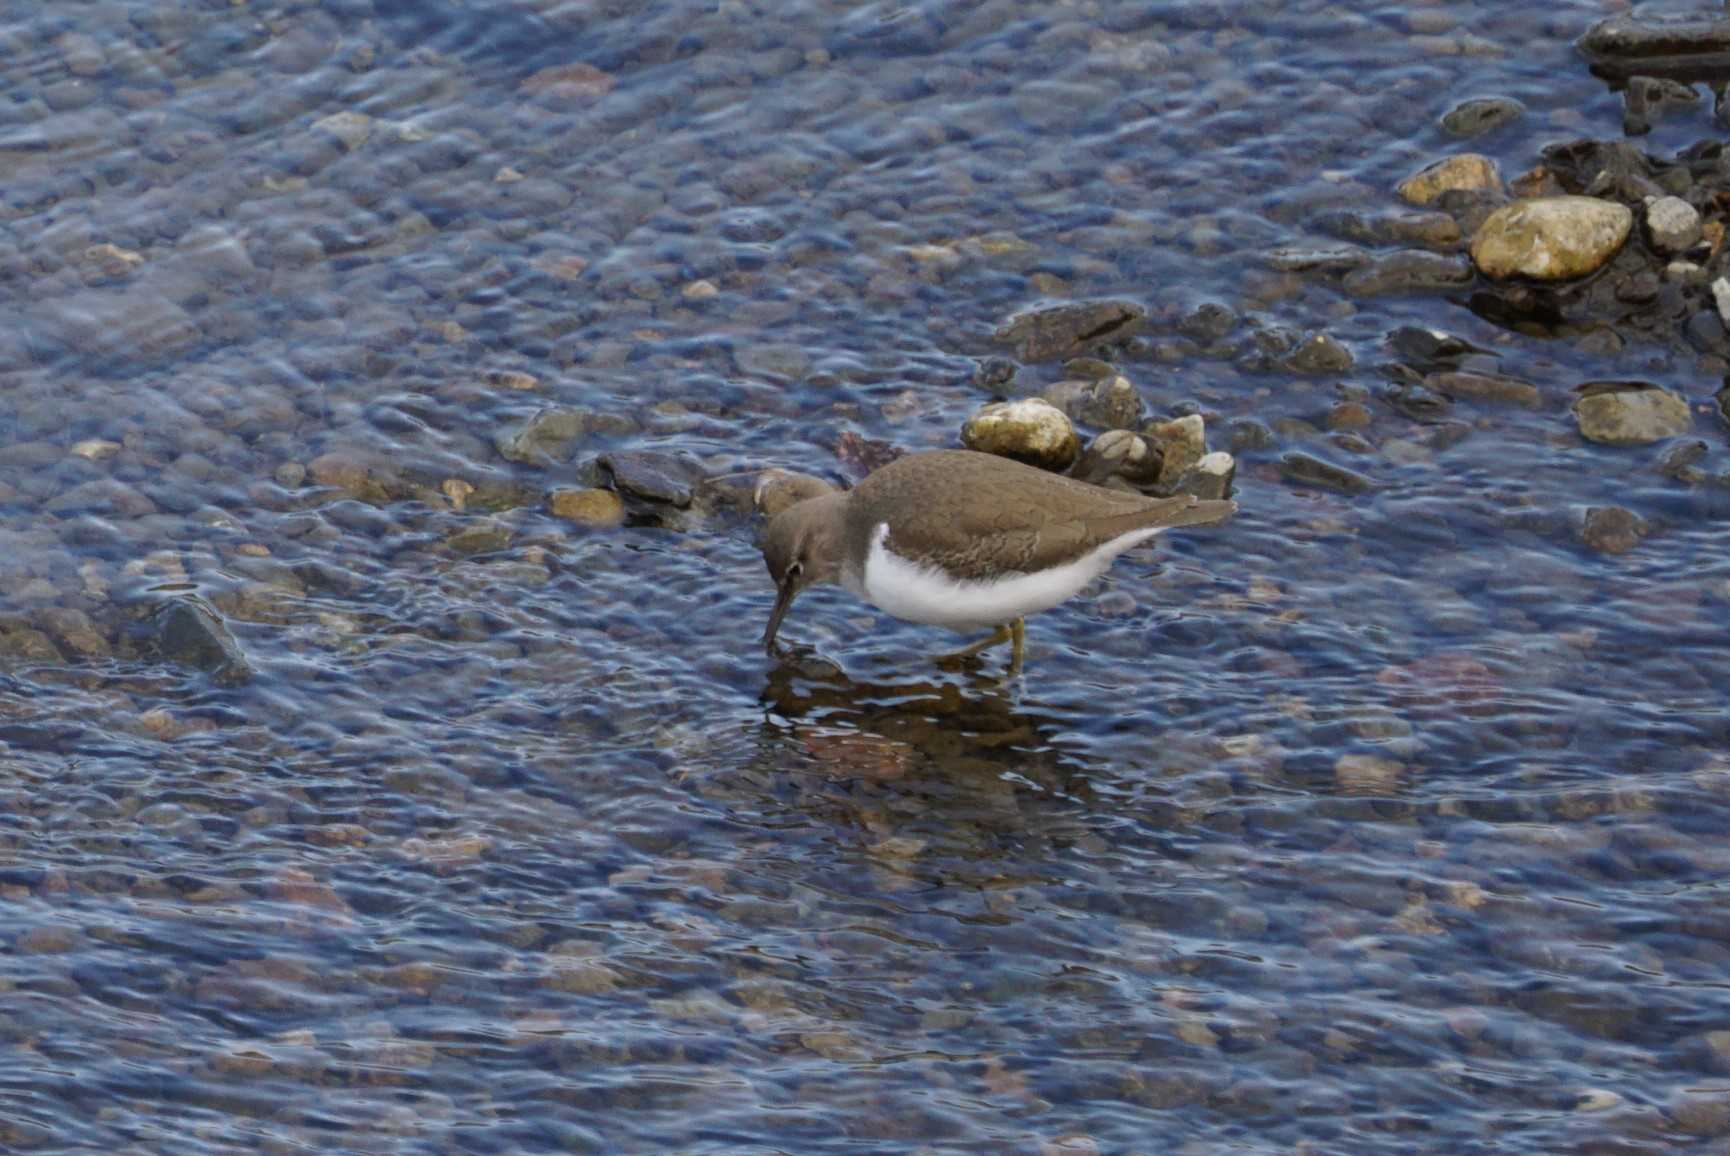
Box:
(1397, 153, 1501, 205)
(547, 487, 625, 527)
(441, 478, 475, 510)
(1470, 197, 1632, 281)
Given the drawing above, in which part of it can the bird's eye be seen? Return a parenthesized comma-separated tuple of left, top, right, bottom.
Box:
(788, 561, 803, 578)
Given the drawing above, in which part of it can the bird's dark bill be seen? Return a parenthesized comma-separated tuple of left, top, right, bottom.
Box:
(761, 580, 796, 652)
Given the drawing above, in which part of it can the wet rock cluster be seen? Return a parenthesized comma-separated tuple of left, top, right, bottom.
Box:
(1381, 11, 1730, 366)
(735, 299, 1238, 529)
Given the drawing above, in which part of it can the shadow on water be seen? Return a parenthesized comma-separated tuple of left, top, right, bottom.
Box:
(760, 643, 1091, 790)
(675, 644, 1130, 880)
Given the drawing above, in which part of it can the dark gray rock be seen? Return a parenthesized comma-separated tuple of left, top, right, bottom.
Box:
(1440, 97, 1523, 138)
(1579, 14, 1730, 69)
(1228, 417, 1275, 453)
(1624, 75, 1701, 136)
(1176, 302, 1242, 342)
(1286, 334, 1354, 375)
(972, 355, 1017, 393)
(1540, 139, 1664, 204)
(597, 451, 704, 507)
(156, 599, 253, 686)
(1281, 452, 1378, 494)
(1383, 382, 1453, 422)
(1386, 326, 1488, 368)
(1685, 308, 1729, 355)
(1615, 269, 1661, 304)
(993, 299, 1146, 363)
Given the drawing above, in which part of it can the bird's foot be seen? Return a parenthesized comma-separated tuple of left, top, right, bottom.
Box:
(937, 618, 1026, 673)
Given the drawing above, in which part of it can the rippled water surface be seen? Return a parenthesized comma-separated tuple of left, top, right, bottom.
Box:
(2, 0, 1729, 1151)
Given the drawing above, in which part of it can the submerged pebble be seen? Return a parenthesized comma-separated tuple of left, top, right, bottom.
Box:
(1573, 383, 1692, 444)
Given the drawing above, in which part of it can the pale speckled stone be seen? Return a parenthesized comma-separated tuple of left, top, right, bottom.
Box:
(961, 398, 1081, 470)
(1470, 197, 1632, 281)
(1573, 386, 1691, 445)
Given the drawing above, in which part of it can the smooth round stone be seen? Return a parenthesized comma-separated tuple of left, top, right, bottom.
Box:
(1580, 506, 1649, 554)
(1470, 197, 1633, 281)
(547, 488, 625, 528)
(1645, 195, 1702, 255)
(1328, 401, 1373, 430)
(1286, 333, 1354, 374)
(961, 398, 1081, 470)
(1573, 384, 1692, 444)
(1440, 97, 1523, 138)
(1397, 153, 1501, 205)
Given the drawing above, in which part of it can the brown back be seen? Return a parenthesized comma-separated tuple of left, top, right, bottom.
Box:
(844, 449, 1233, 581)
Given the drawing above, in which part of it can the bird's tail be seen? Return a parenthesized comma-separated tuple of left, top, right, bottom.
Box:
(1086, 495, 1236, 539)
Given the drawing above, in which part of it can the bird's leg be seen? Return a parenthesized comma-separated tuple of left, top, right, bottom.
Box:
(940, 619, 1027, 670)
(943, 623, 1013, 659)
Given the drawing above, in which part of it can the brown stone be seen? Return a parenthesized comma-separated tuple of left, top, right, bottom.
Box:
(521, 62, 615, 103)
(547, 487, 626, 527)
(308, 451, 369, 492)
(1580, 506, 1648, 554)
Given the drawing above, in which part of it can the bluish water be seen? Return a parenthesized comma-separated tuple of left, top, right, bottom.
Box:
(0, 0, 1727, 1151)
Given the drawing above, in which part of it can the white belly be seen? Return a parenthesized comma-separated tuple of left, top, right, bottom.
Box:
(852, 522, 1164, 632)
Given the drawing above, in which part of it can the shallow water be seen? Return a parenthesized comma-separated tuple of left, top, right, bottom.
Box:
(1, 0, 1728, 1151)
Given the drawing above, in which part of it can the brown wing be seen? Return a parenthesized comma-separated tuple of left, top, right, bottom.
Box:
(852, 450, 1232, 582)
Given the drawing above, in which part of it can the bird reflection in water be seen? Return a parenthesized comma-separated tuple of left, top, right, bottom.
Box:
(758, 643, 1090, 801)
